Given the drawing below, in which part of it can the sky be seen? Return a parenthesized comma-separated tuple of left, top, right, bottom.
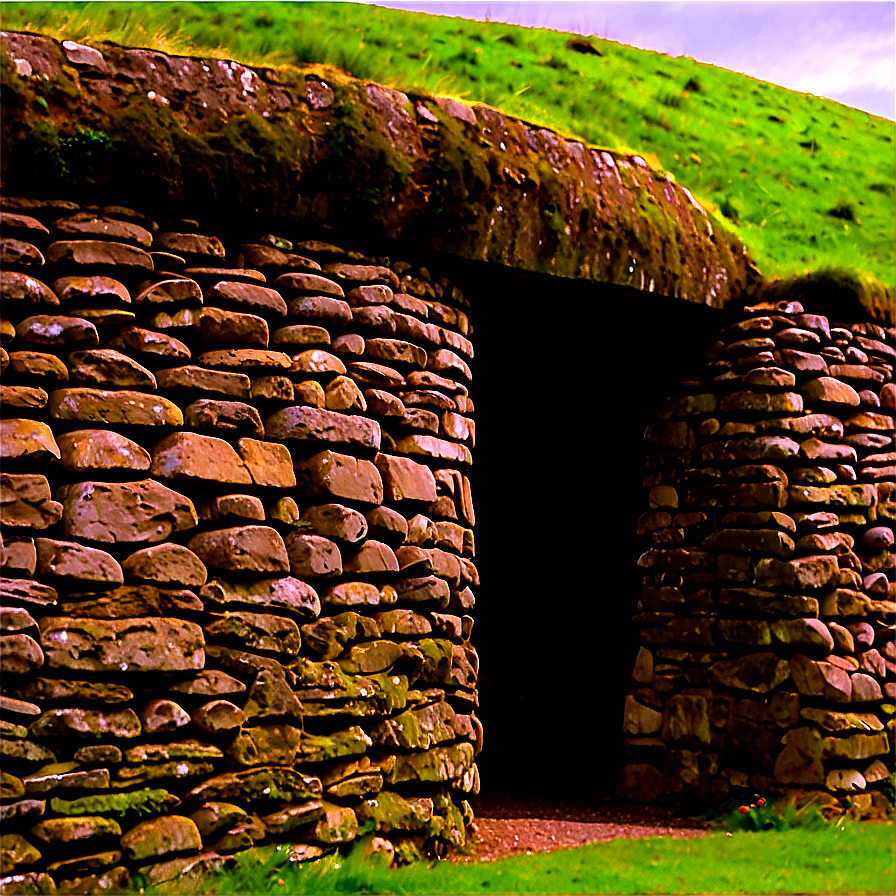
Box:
(367, 1, 896, 119)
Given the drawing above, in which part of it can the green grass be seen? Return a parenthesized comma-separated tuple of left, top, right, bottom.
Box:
(1, 1, 894, 287)
(146, 824, 895, 895)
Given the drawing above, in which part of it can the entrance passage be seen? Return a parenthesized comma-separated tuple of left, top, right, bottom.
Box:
(464, 267, 722, 797)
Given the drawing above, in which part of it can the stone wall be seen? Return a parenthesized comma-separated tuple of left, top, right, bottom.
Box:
(0, 198, 481, 892)
(620, 292, 895, 816)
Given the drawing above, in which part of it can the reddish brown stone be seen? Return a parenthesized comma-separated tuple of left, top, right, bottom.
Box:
(275, 272, 345, 298)
(109, 326, 191, 362)
(57, 429, 151, 473)
(184, 399, 263, 437)
(291, 349, 346, 375)
(61, 479, 197, 544)
(121, 544, 208, 587)
(265, 406, 380, 453)
(188, 526, 289, 573)
(285, 534, 343, 577)
(236, 438, 296, 488)
(49, 388, 183, 426)
(36, 538, 123, 585)
(194, 306, 269, 347)
(16, 315, 98, 349)
(46, 239, 153, 270)
(150, 432, 251, 485)
(1, 271, 58, 305)
(294, 451, 384, 504)
(67, 349, 157, 389)
(0, 419, 60, 463)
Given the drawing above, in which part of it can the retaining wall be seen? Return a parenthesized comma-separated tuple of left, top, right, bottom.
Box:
(0, 200, 480, 892)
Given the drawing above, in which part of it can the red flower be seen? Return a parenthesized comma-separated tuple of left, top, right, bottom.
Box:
(739, 806, 750, 814)
(757, 798, 766, 808)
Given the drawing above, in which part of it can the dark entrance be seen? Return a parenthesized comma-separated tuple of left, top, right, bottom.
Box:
(464, 265, 721, 798)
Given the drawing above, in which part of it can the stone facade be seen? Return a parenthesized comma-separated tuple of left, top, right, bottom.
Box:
(621, 293, 895, 816)
(0, 202, 480, 891)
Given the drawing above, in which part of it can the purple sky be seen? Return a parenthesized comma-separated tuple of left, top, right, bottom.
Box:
(367, 1, 895, 120)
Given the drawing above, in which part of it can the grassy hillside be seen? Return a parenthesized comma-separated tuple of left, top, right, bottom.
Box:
(2, 1, 894, 287)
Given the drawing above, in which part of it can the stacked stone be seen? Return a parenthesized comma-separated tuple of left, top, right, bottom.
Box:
(0, 198, 480, 893)
(621, 294, 895, 814)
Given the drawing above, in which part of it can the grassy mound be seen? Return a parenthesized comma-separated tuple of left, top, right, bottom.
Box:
(2, 1, 893, 287)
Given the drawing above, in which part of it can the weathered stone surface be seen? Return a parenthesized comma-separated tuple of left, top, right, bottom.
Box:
(61, 480, 198, 544)
(200, 577, 320, 618)
(120, 816, 202, 863)
(708, 653, 791, 692)
(35, 538, 123, 585)
(121, 544, 207, 587)
(182, 767, 322, 807)
(29, 816, 122, 845)
(285, 533, 343, 577)
(40, 617, 205, 672)
(387, 742, 475, 785)
(57, 584, 202, 619)
(771, 618, 835, 654)
(276, 272, 345, 298)
(199, 494, 265, 522)
(774, 726, 825, 785)
(754, 555, 839, 591)
(15, 315, 98, 349)
(347, 361, 405, 388)
(68, 349, 156, 389)
(188, 526, 288, 574)
(0, 634, 44, 676)
(205, 610, 301, 659)
(30, 708, 140, 739)
(48, 389, 183, 427)
(184, 399, 264, 437)
(801, 377, 861, 406)
(320, 581, 383, 608)
(344, 541, 399, 574)
(265, 406, 380, 452)
(1, 270, 58, 306)
(150, 432, 251, 485)
(393, 434, 472, 466)
(294, 451, 384, 504)
(301, 504, 368, 543)
(156, 365, 251, 398)
(1, 420, 61, 463)
(56, 430, 151, 473)
(191, 701, 246, 735)
(789, 654, 851, 702)
(375, 453, 438, 502)
(0, 474, 62, 531)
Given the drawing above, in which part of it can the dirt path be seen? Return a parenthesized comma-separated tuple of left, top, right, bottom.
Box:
(457, 792, 708, 863)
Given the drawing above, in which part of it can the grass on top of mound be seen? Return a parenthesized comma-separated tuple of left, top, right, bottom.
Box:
(1, 2, 893, 287)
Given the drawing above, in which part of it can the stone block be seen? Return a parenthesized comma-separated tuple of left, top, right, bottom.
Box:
(265, 406, 380, 453)
(285, 534, 343, 577)
(57, 430, 151, 473)
(150, 432, 251, 485)
(294, 451, 384, 505)
(188, 526, 288, 574)
(375, 453, 438, 502)
(61, 480, 197, 544)
(35, 538, 123, 586)
(40, 617, 205, 672)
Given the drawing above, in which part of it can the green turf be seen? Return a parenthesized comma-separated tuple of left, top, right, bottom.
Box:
(148, 823, 895, 895)
(2, 1, 894, 286)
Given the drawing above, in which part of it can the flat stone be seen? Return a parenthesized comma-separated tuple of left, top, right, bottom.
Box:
(720, 391, 803, 413)
(35, 538, 122, 586)
(0, 385, 48, 410)
(365, 506, 409, 547)
(48, 388, 183, 426)
(121, 544, 207, 587)
(150, 432, 251, 485)
(108, 326, 191, 362)
(708, 653, 791, 693)
(285, 533, 343, 577)
(16, 315, 98, 349)
(205, 611, 302, 659)
(29, 816, 121, 845)
(21, 678, 133, 705)
(134, 277, 202, 305)
(0, 473, 62, 531)
(344, 541, 399, 574)
(771, 618, 835, 654)
(788, 483, 877, 508)
(194, 306, 269, 347)
(47, 239, 153, 270)
(156, 366, 250, 398)
(191, 701, 246, 734)
(270, 324, 331, 347)
(52, 274, 130, 305)
(30, 707, 140, 739)
(294, 451, 384, 504)
(264, 406, 380, 453)
(393, 434, 472, 466)
(0, 634, 44, 676)
(275, 271, 344, 297)
(1, 420, 61, 463)
(0, 579, 58, 608)
(40, 616, 205, 672)
(774, 727, 824, 785)
(61, 479, 197, 544)
(375, 453, 438, 502)
(290, 349, 347, 375)
(1, 271, 58, 305)
(285, 295, 353, 328)
(198, 493, 264, 522)
(790, 654, 851, 702)
(120, 816, 202, 863)
(199, 577, 320, 619)
(184, 399, 264, 436)
(319, 581, 382, 608)
(188, 526, 288, 573)
(347, 361, 405, 388)
(801, 376, 860, 406)
(6, 351, 69, 383)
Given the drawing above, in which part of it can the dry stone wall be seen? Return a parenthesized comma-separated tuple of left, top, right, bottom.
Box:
(621, 294, 895, 816)
(0, 198, 481, 892)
